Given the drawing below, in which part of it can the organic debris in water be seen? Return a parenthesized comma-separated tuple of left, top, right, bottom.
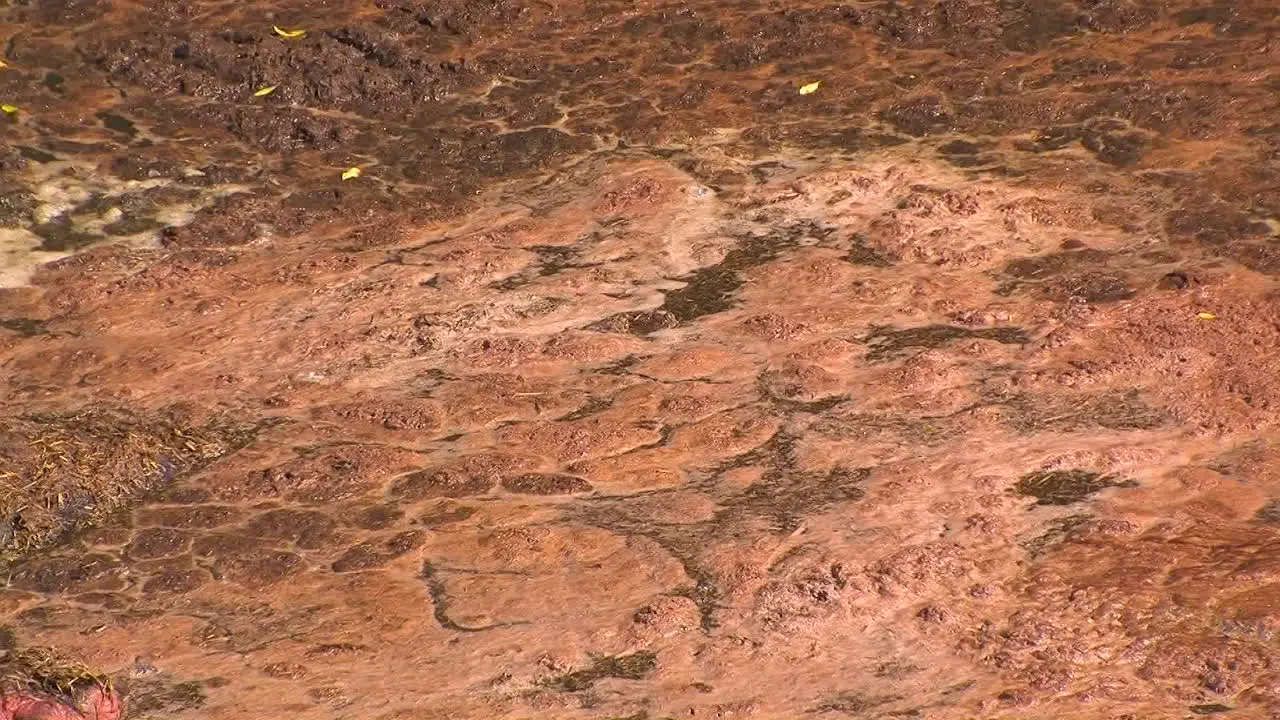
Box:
(0, 646, 110, 697)
(539, 652, 658, 692)
(864, 324, 1028, 361)
(1014, 468, 1136, 506)
(0, 410, 260, 559)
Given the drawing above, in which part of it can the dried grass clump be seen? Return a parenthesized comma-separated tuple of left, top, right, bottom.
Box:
(0, 409, 258, 559)
(0, 645, 110, 697)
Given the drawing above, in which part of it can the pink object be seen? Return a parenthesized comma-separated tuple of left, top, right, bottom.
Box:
(0, 685, 120, 720)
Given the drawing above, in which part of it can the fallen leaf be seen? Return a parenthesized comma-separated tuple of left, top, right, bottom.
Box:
(273, 25, 307, 38)
(1196, 312, 1217, 320)
(798, 81, 821, 95)
(254, 85, 278, 97)
(1, 104, 18, 114)
(341, 167, 362, 181)
(0, 60, 8, 69)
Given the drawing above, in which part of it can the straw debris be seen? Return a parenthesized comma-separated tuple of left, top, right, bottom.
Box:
(0, 409, 259, 560)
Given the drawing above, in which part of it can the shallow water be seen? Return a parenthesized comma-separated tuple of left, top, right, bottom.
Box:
(1, 0, 1279, 718)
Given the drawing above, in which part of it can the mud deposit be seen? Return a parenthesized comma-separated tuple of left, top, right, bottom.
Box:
(1, 0, 1279, 718)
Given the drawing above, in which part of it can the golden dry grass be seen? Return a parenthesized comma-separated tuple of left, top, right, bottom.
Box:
(0, 409, 258, 560)
(0, 645, 111, 696)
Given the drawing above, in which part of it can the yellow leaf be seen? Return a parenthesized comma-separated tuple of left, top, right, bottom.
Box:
(0, 60, 8, 69)
(0, 104, 18, 114)
(1196, 312, 1217, 320)
(254, 84, 278, 97)
(798, 81, 821, 95)
(341, 167, 362, 181)
(273, 25, 306, 38)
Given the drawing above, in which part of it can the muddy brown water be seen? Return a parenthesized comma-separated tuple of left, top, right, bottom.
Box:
(1, 0, 1279, 718)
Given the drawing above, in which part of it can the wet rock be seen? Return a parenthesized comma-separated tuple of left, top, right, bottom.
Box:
(418, 504, 477, 528)
(541, 651, 657, 692)
(1005, 391, 1165, 432)
(1045, 271, 1135, 303)
(1014, 125, 1081, 153)
(0, 318, 49, 337)
(1165, 205, 1270, 246)
(136, 506, 240, 529)
(10, 554, 122, 594)
(191, 535, 303, 587)
(109, 154, 185, 181)
(0, 188, 36, 227)
(244, 509, 339, 549)
(141, 569, 209, 595)
(937, 139, 984, 155)
(3, 2, 1280, 716)
(813, 692, 902, 715)
(260, 446, 411, 504)
(0, 147, 30, 173)
(97, 112, 137, 137)
(389, 455, 523, 500)
(125, 528, 190, 560)
(160, 194, 276, 249)
(261, 663, 308, 680)
(16, 146, 58, 164)
(1157, 271, 1191, 290)
(1004, 249, 1112, 279)
(331, 531, 425, 572)
(471, 129, 593, 178)
(501, 473, 593, 495)
(157, 486, 212, 504)
(11, 0, 108, 25)
(346, 504, 405, 530)
(79, 526, 133, 547)
(880, 97, 952, 137)
(1014, 469, 1136, 506)
(30, 217, 99, 252)
(127, 678, 207, 717)
(846, 234, 893, 267)
(865, 325, 1028, 361)
(104, 216, 163, 237)
(1080, 119, 1150, 166)
(1225, 242, 1280, 276)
